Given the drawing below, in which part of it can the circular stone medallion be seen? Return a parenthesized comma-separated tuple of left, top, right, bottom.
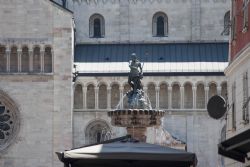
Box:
(0, 100, 19, 151)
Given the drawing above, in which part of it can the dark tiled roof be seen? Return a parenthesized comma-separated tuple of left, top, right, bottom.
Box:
(75, 42, 228, 63)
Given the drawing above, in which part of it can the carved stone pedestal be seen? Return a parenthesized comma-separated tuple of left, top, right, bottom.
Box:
(126, 127, 147, 142)
(108, 109, 165, 142)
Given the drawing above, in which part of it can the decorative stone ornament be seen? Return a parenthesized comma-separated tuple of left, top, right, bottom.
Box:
(0, 90, 20, 151)
(108, 57, 165, 142)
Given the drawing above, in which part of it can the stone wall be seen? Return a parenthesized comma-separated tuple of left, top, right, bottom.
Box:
(73, 75, 227, 167)
(68, 0, 230, 44)
(0, 1, 73, 167)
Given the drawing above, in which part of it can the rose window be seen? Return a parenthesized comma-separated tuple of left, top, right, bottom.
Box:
(0, 99, 19, 151)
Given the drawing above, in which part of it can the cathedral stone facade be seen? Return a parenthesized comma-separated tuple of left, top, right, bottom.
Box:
(0, 1, 73, 167)
(68, 0, 230, 167)
(0, 0, 231, 167)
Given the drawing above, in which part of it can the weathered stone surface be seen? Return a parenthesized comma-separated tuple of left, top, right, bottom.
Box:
(73, 75, 227, 167)
(0, 1, 73, 167)
(67, 0, 230, 43)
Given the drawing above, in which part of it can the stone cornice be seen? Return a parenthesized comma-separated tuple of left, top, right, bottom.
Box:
(224, 43, 250, 76)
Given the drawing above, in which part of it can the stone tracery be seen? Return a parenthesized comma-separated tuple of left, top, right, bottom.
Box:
(0, 90, 20, 151)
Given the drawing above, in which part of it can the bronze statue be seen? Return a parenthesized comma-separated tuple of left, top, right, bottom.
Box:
(128, 53, 143, 92)
(126, 54, 150, 109)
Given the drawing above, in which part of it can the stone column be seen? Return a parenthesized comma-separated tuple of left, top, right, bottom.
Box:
(29, 49, 33, 72)
(6, 47, 10, 72)
(83, 87, 87, 109)
(168, 86, 172, 109)
(17, 48, 22, 72)
(217, 86, 222, 96)
(107, 86, 111, 110)
(205, 86, 209, 107)
(95, 86, 99, 109)
(119, 87, 124, 109)
(192, 86, 197, 109)
(180, 86, 184, 109)
(40, 47, 45, 73)
(155, 86, 160, 109)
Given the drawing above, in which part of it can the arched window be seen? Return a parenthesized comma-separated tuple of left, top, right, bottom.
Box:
(74, 84, 83, 109)
(224, 11, 230, 35)
(209, 83, 217, 99)
(196, 83, 205, 109)
(184, 83, 193, 109)
(172, 83, 180, 109)
(153, 12, 168, 37)
(0, 46, 6, 72)
(111, 84, 119, 109)
(157, 16, 165, 36)
(99, 84, 107, 109)
(10, 46, 18, 72)
(159, 83, 168, 109)
(89, 14, 105, 38)
(148, 83, 156, 109)
(0, 89, 20, 151)
(87, 84, 95, 109)
(85, 120, 111, 144)
(33, 46, 41, 73)
(94, 19, 101, 37)
(21, 46, 29, 72)
(44, 46, 53, 73)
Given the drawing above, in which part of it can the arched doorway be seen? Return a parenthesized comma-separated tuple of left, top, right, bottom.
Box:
(85, 120, 111, 144)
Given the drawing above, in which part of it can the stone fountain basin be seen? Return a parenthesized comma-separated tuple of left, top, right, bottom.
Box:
(108, 109, 165, 127)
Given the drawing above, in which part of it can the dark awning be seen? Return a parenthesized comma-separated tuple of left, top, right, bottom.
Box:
(218, 129, 250, 163)
(56, 136, 197, 167)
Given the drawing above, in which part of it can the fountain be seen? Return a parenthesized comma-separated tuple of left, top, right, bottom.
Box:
(108, 54, 165, 142)
(56, 54, 198, 167)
